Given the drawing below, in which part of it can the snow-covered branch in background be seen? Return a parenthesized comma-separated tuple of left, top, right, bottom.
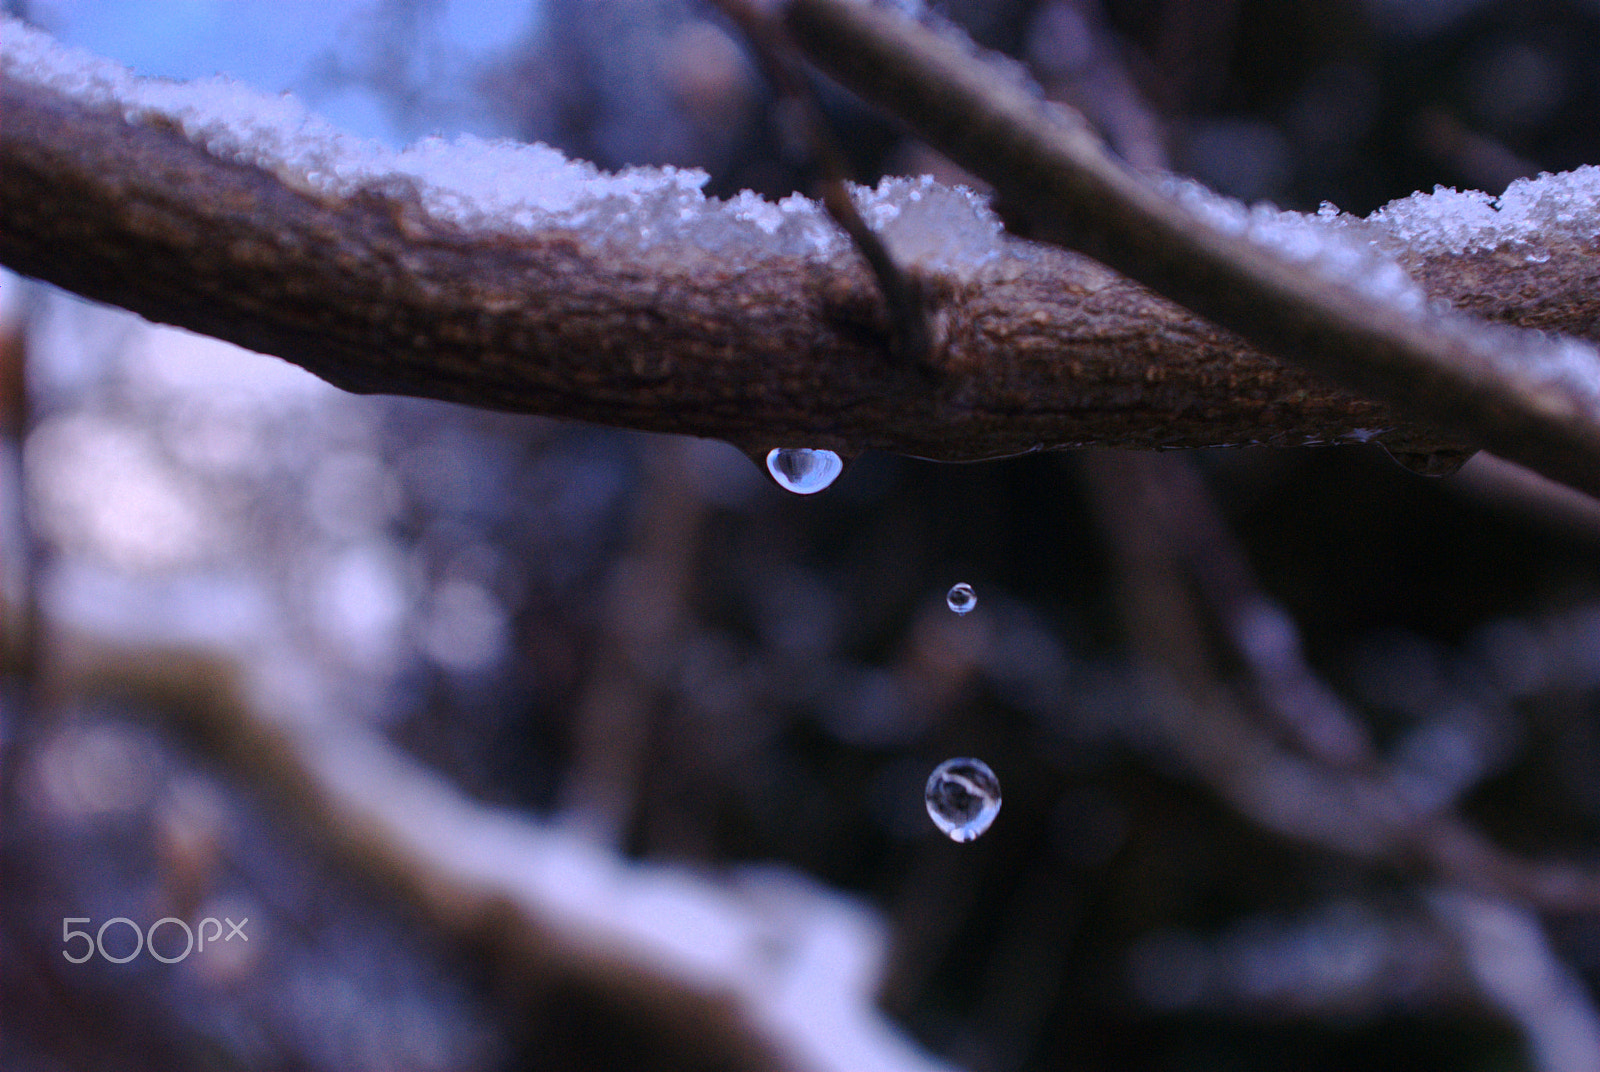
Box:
(2, 12, 1599, 491)
(49, 619, 955, 1072)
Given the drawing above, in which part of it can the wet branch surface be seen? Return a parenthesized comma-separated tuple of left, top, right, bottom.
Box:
(3, 64, 1598, 472)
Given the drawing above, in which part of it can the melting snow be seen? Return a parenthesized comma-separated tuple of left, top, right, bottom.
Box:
(4, 12, 1597, 409)
(1157, 173, 1600, 414)
(1370, 168, 1600, 256)
(0, 14, 1010, 272)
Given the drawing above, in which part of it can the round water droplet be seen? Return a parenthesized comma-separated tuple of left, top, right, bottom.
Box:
(946, 583, 977, 615)
(925, 757, 1001, 842)
(1382, 446, 1477, 478)
(765, 448, 843, 495)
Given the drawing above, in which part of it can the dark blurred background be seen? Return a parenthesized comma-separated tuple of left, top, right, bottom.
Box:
(4, 0, 1600, 1070)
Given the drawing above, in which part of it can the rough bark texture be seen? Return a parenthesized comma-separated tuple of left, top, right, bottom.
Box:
(5, 73, 1589, 463)
(778, 0, 1600, 494)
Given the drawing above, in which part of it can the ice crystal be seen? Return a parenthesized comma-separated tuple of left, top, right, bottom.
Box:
(1370, 167, 1600, 256)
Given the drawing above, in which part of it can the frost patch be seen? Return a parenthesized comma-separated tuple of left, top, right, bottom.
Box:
(1370, 167, 1600, 255)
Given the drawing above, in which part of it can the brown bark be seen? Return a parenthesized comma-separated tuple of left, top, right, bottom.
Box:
(1, 70, 1589, 465)
(779, 0, 1600, 494)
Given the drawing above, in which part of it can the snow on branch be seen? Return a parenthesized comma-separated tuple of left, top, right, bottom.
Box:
(0, 15, 998, 270)
(3, 13, 1600, 490)
(777, 0, 1600, 495)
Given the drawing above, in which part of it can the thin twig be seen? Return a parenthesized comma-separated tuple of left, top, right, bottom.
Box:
(559, 440, 706, 844)
(1430, 888, 1600, 1072)
(780, 0, 1600, 499)
(1102, 451, 1376, 768)
(716, 0, 933, 365)
(1080, 450, 1600, 913)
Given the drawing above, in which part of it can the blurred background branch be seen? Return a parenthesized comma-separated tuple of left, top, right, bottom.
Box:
(40, 625, 951, 1072)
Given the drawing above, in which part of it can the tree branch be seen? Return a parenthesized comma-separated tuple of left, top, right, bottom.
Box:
(3, 14, 1599, 484)
(1081, 450, 1600, 918)
(778, 0, 1600, 495)
(50, 629, 955, 1072)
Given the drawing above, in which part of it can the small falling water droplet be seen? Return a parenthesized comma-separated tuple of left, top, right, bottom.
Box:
(1382, 447, 1477, 478)
(765, 448, 843, 495)
(925, 757, 1001, 842)
(946, 583, 977, 615)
